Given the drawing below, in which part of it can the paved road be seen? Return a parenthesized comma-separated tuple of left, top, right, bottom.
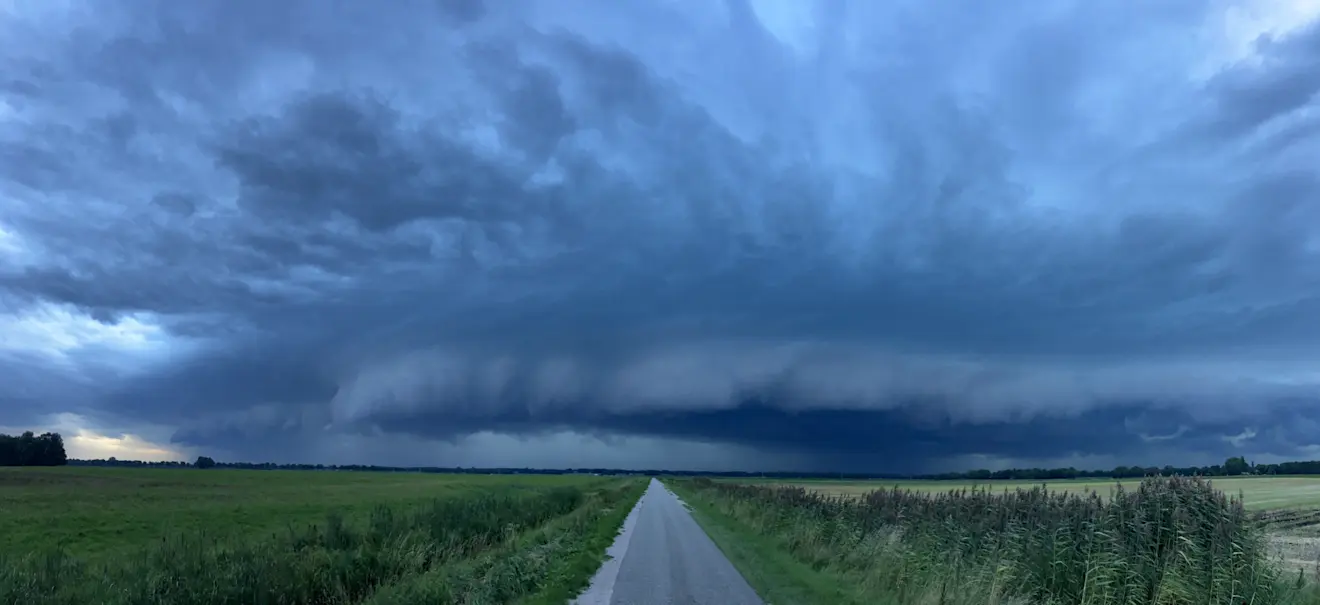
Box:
(574, 478, 763, 605)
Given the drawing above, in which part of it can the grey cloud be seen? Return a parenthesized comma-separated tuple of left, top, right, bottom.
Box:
(151, 192, 198, 217)
(1203, 25, 1320, 137)
(437, 0, 487, 25)
(214, 90, 570, 235)
(3, 0, 1320, 471)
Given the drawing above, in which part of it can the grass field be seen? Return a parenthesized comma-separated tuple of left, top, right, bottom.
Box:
(0, 466, 645, 604)
(735, 475, 1320, 510)
(0, 466, 607, 560)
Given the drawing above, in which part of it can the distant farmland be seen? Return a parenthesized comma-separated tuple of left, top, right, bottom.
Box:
(0, 466, 602, 559)
(735, 475, 1320, 510)
(0, 466, 645, 604)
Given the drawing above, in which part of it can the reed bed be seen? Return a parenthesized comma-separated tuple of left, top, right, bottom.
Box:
(683, 475, 1316, 604)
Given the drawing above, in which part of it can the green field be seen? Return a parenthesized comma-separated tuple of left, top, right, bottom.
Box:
(738, 475, 1320, 510)
(0, 466, 603, 560)
(0, 466, 645, 604)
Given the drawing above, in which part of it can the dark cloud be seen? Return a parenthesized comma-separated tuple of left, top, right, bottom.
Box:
(215, 90, 578, 235)
(3, 0, 1320, 471)
(1202, 23, 1320, 138)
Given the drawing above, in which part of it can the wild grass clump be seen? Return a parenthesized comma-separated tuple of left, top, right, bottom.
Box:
(684, 476, 1293, 604)
(0, 486, 586, 605)
(365, 479, 647, 605)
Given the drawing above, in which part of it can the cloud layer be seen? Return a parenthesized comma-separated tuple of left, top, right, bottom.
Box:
(3, 0, 1320, 471)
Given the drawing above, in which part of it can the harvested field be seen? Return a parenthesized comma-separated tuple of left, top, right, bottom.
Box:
(1260, 509, 1320, 579)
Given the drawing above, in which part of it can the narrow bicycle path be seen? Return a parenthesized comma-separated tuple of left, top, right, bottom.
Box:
(573, 478, 763, 605)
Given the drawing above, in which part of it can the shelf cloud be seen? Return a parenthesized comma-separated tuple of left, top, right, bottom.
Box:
(3, 0, 1320, 471)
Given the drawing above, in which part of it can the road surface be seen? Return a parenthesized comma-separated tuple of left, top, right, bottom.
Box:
(574, 478, 763, 605)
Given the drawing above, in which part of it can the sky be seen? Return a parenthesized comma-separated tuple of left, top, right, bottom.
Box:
(3, 0, 1320, 473)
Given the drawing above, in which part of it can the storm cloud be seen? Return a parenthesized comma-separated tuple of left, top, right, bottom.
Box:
(3, 0, 1320, 471)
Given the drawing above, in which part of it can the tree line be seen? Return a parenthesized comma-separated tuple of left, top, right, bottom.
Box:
(24, 438, 1320, 481)
(918, 456, 1263, 481)
(71, 457, 662, 475)
(62, 454, 1310, 480)
(0, 432, 68, 466)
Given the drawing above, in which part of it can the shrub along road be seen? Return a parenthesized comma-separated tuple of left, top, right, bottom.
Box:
(575, 478, 762, 605)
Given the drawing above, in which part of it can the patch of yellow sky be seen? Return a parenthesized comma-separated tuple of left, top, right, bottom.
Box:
(57, 415, 185, 461)
(2, 220, 188, 461)
(3, 414, 188, 462)
(69, 430, 181, 461)
(0, 304, 188, 460)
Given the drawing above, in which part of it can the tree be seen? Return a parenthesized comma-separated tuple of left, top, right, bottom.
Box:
(194, 456, 217, 469)
(18, 431, 34, 465)
(1223, 456, 1250, 475)
(0, 432, 68, 466)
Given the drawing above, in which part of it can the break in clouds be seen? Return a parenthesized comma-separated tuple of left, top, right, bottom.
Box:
(3, 0, 1320, 472)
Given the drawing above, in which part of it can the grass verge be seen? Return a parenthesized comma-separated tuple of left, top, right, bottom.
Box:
(669, 480, 860, 605)
(517, 478, 646, 605)
(363, 478, 646, 604)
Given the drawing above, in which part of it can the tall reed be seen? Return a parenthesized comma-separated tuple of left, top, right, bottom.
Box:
(684, 476, 1289, 604)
